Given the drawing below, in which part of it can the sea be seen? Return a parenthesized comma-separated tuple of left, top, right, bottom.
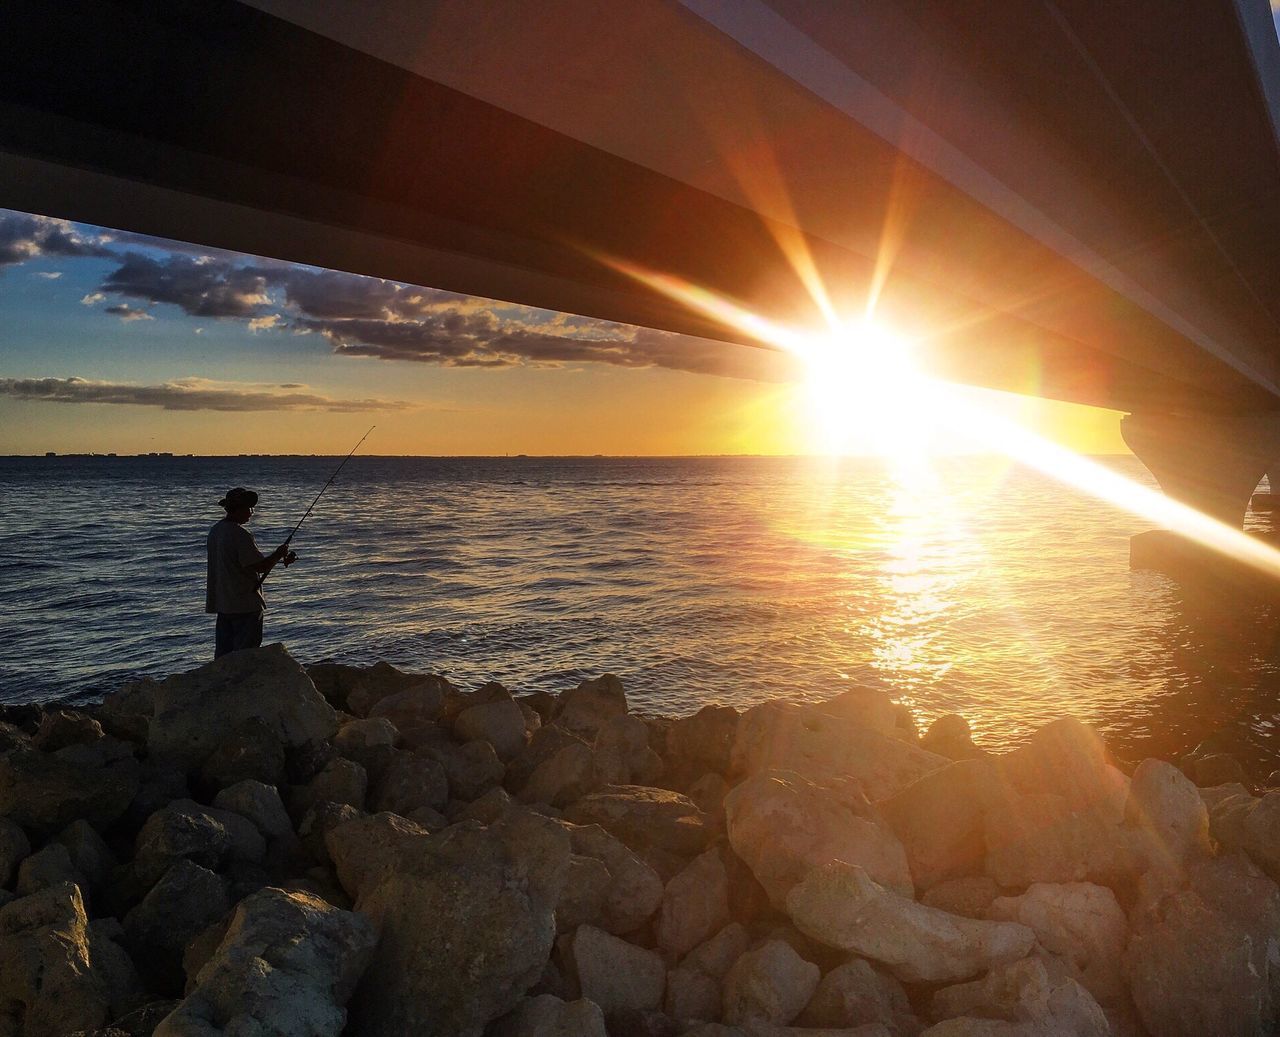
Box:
(3, 453, 1280, 769)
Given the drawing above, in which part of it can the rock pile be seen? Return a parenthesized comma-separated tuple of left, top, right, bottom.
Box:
(0, 643, 1277, 1035)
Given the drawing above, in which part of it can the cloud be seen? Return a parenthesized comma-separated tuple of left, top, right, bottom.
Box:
(104, 304, 154, 322)
(99, 253, 272, 318)
(34, 271, 62, 280)
(80, 292, 106, 305)
(248, 314, 283, 332)
(0, 212, 113, 267)
(0, 376, 413, 413)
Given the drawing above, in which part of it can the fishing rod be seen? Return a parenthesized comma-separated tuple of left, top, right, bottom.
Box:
(258, 425, 375, 588)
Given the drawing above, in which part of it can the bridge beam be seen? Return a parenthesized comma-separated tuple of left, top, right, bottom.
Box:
(1121, 411, 1280, 528)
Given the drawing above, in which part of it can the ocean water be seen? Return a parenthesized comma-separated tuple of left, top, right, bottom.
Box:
(3, 454, 1280, 766)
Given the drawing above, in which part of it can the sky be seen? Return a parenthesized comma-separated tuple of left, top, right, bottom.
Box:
(0, 207, 1129, 456)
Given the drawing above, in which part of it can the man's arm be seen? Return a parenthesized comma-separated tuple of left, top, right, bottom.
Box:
(244, 544, 294, 575)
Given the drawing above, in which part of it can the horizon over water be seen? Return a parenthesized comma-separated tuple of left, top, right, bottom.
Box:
(4, 453, 1280, 770)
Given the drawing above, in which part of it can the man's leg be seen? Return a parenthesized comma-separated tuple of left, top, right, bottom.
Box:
(244, 610, 264, 651)
(218, 612, 264, 656)
(215, 613, 234, 658)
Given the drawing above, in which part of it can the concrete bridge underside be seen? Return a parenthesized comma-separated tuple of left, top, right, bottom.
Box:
(2, 0, 1280, 526)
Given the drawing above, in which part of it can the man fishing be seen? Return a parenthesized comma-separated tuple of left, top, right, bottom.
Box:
(206, 487, 297, 658)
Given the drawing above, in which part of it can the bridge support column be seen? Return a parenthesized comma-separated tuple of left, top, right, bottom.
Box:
(1121, 410, 1280, 574)
(1121, 411, 1280, 526)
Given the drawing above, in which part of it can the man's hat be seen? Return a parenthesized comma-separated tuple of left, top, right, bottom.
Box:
(218, 487, 258, 510)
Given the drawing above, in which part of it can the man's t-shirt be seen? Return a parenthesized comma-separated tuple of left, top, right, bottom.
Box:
(206, 519, 267, 614)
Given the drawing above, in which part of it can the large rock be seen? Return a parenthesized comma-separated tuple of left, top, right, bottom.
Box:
(371, 750, 447, 815)
(133, 799, 264, 887)
(55, 820, 117, 894)
(1125, 853, 1280, 1037)
(521, 742, 599, 807)
(721, 939, 820, 1026)
(730, 702, 946, 800)
(1125, 758, 1211, 860)
(657, 848, 731, 957)
(786, 862, 1035, 984)
(507, 725, 591, 795)
(305, 756, 368, 810)
(1208, 789, 1280, 882)
(148, 645, 337, 773)
(566, 924, 666, 1013)
(196, 716, 286, 792)
(983, 792, 1140, 888)
(325, 812, 433, 899)
(667, 705, 740, 776)
(16, 842, 82, 897)
(34, 709, 103, 751)
(726, 771, 912, 907)
(566, 786, 709, 856)
(124, 859, 232, 993)
(879, 760, 1004, 890)
(553, 674, 628, 739)
(0, 739, 140, 836)
(345, 663, 452, 718)
(429, 739, 505, 800)
(561, 822, 664, 934)
(556, 854, 613, 933)
(213, 779, 295, 842)
(996, 718, 1122, 818)
(0, 816, 30, 887)
(594, 714, 664, 787)
(795, 959, 915, 1031)
(492, 995, 609, 1037)
(928, 956, 1109, 1036)
(368, 681, 448, 730)
(154, 887, 376, 1037)
(455, 693, 529, 762)
(334, 716, 399, 750)
(665, 924, 750, 1022)
(0, 883, 113, 1037)
(987, 883, 1127, 1005)
(344, 810, 570, 1036)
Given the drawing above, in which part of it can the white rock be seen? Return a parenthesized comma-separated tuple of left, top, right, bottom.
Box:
(722, 939, 820, 1026)
(568, 924, 665, 1013)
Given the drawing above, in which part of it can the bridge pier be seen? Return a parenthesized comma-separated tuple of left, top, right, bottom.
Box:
(1121, 411, 1280, 576)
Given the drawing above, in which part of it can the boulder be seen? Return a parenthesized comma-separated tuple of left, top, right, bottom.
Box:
(562, 822, 664, 934)
(305, 661, 369, 711)
(1184, 752, 1249, 788)
(665, 924, 750, 1022)
(371, 750, 448, 815)
(566, 786, 709, 856)
(667, 705, 740, 776)
(1125, 758, 1211, 861)
(657, 848, 731, 957)
(96, 678, 157, 743)
(566, 924, 665, 1013)
(721, 939, 820, 1026)
(521, 742, 599, 807)
(726, 771, 912, 907)
(304, 756, 368, 811)
(428, 739, 505, 801)
(325, 812, 433, 899)
(921, 714, 984, 761)
(133, 799, 265, 887)
(879, 760, 1004, 890)
(0, 740, 140, 836)
(557, 854, 612, 933)
(996, 718, 1120, 818)
(987, 882, 1127, 1005)
(0, 883, 113, 1037)
(786, 862, 1035, 984)
(1207, 789, 1280, 882)
(335, 716, 400, 752)
(368, 681, 448, 730)
(196, 716, 286, 792)
(983, 792, 1140, 888)
(348, 664, 452, 718)
(491, 994, 608, 1037)
(33, 709, 104, 751)
(507, 725, 591, 795)
(928, 956, 1109, 1036)
(553, 674, 628, 738)
(919, 876, 1002, 920)
(153, 887, 376, 1037)
(123, 860, 232, 992)
(0, 816, 31, 887)
(730, 702, 946, 800)
(454, 786, 515, 825)
(213, 778, 295, 842)
(795, 959, 915, 1031)
(595, 714, 664, 786)
(344, 810, 570, 1036)
(148, 645, 337, 773)
(55, 819, 116, 894)
(455, 696, 529, 761)
(16, 842, 82, 897)
(298, 800, 362, 867)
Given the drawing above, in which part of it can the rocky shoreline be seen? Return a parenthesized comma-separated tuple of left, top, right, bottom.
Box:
(0, 643, 1276, 1036)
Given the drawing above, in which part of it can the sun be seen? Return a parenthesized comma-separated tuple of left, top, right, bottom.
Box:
(795, 319, 934, 458)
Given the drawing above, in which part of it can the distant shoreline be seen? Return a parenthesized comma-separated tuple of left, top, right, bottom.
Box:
(1, 451, 1136, 460)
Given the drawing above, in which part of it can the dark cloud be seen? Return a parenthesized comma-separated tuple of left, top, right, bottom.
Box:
(99, 253, 274, 318)
(0, 376, 412, 413)
(0, 212, 112, 267)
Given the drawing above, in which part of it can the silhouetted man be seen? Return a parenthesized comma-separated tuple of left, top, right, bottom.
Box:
(206, 487, 296, 658)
